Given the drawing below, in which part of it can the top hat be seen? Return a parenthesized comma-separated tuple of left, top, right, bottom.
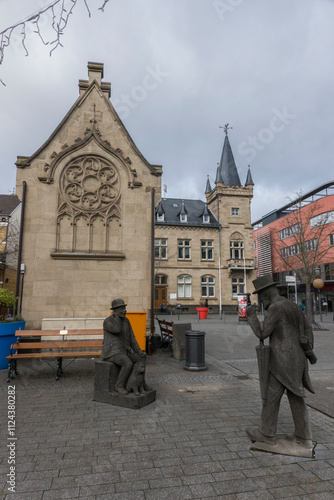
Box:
(110, 298, 127, 310)
(252, 275, 278, 294)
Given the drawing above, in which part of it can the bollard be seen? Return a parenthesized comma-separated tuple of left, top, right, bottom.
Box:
(184, 330, 207, 371)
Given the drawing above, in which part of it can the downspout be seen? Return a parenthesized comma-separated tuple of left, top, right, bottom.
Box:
(217, 198, 222, 319)
(150, 188, 155, 343)
(15, 181, 27, 316)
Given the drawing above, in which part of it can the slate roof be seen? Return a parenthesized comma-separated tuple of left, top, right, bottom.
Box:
(155, 198, 220, 228)
(0, 194, 21, 218)
(216, 135, 241, 187)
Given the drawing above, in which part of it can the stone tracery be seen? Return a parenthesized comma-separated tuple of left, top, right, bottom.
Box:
(56, 154, 122, 254)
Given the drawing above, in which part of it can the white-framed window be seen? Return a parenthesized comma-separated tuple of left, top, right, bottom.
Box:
(177, 275, 192, 298)
(280, 238, 318, 258)
(310, 210, 334, 228)
(201, 240, 213, 260)
(178, 239, 191, 260)
(230, 240, 244, 259)
(231, 207, 239, 216)
(203, 214, 210, 223)
(180, 213, 187, 223)
(279, 223, 302, 240)
(156, 213, 164, 222)
(154, 239, 167, 259)
(232, 277, 245, 297)
(201, 276, 215, 297)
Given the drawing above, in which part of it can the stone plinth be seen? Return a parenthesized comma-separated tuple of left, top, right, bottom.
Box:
(250, 436, 315, 458)
(172, 323, 191, 361)
(93, 360, 156, 409)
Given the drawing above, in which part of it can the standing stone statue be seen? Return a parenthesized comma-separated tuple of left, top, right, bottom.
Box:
(246, 275, 317, 453)
(101, 298, 150, 395)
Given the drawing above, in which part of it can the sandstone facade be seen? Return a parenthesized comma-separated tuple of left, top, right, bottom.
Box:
(16, 63, 161, 328)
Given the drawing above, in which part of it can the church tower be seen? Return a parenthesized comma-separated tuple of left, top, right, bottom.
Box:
(206, 125, 255, 305)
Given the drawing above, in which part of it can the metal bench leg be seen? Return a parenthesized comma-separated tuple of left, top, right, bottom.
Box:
(56, 358, 63, 380)
(7, 360, 17, 383)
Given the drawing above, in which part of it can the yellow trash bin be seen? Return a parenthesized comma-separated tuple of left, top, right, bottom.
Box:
(126, 312, 147, 351)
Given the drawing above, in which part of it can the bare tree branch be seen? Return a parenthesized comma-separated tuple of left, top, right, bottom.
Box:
(0, 0, 109, 85)
(270, 194, 333, 322)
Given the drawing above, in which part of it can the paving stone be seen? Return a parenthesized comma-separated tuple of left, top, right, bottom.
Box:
(212, 477, 258, 495)
(268, 484, 308, 498)
(145, 485, 193, 500)
(301, 480, 334, 494)
(236, 491, 276, 499)
(42, 487, 80, 499)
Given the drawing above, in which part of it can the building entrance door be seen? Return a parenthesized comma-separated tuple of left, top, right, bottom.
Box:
(155, 287, 167, 310)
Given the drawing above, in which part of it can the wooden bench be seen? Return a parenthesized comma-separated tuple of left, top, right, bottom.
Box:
(157, 319, 173, 351)
(6, 329, 103, 381)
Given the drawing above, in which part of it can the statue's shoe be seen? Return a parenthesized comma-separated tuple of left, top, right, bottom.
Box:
(115, 386, 128, 395)
(246, 427, 277, 445)
(143, 383, 153, 392)
(285, 433, 313, 449)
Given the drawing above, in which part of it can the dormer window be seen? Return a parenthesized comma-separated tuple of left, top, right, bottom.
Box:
(157, 213, 164, 222)
(203, 214, 210, 223)
(180, 213, 187, 223)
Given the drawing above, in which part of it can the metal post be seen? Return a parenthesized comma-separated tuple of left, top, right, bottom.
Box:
(217, 198, 222, 320)
(15, 181, 27, 316)
(150, 188, 155, 337)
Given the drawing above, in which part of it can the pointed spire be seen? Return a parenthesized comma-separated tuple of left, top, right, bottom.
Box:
(203, 203, 210, 215)
(245, 165, 254, 186)
(219, 133, 241, 186)
(179, 200, 187, 215)
(205, 175, 212, 193)
(156, 201, 165, 215)
(215, 162, 224, 184)
(201, 202, 211, 223)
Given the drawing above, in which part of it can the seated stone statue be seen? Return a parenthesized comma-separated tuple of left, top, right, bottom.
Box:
(101, 298, 151, 395)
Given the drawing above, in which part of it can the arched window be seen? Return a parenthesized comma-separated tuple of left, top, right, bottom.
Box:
(230, 232, 244, 259)
(177, 275, 192, 298)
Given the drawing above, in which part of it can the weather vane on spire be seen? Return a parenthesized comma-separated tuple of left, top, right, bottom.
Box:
(219, 124, 233, 136)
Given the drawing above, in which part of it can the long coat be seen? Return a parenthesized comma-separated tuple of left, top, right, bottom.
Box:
(101, 314, 141, 359)
(248, 296, 314, 397)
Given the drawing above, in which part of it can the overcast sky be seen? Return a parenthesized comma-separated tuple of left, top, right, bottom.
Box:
(1, 0, 334, 222)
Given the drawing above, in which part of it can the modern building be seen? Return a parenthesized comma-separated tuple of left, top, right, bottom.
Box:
(155, 129, 256, 313)
(253, 182, 334, 312)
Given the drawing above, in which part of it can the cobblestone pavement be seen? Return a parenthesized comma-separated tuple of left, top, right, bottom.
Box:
(0, 314, 334, 499)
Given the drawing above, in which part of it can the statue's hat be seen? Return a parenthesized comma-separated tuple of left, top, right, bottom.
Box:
(110, 298, 127, 309)
(252, 275, 278, 294)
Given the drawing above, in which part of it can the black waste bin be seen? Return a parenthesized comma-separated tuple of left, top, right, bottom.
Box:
(184, 330, 207, 371)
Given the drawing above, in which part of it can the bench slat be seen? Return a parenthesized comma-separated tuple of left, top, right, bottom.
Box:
(6, 351, 102, 360)
(16, 329, 103, 337)
(11, 341, 103, 349)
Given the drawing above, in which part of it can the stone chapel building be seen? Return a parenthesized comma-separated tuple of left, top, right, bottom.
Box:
(15, 62, 162, 328)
